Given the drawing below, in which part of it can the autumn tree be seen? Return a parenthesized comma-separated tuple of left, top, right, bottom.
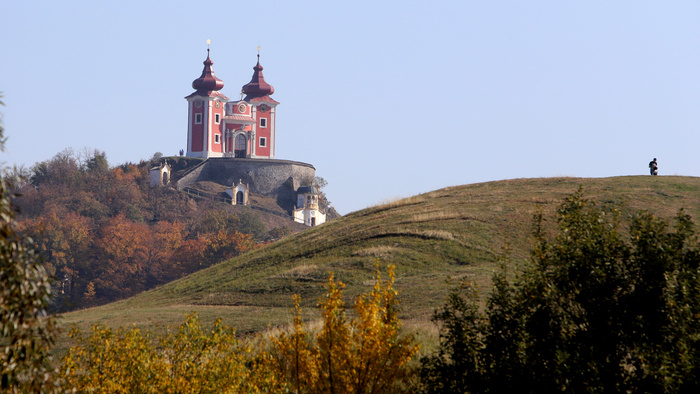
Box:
(94, 214, 151, 298)
(59, 266, 418, 392)
(13, 146, 273, 310)
(16, 210, 94, 309)
(200, 230, 253, 265)
(142, 220, 185, 284)
(60, 315, 283, 393)
(271, 265, 419, 393)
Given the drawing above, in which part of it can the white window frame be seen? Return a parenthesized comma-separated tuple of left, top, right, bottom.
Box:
(259, 137, 267, 147)
(259, 118, 267, 128)
(215, 113, 221, 124)
(215, 134, 221, 144)
(194, 113, 203, 124)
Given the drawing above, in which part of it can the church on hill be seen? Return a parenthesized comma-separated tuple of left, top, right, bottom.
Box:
(185, 49, 277, 159)
(154, 47, 330, 227)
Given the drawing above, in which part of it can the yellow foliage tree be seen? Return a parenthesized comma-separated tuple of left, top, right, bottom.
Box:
(271, 265, 419, 393)
(59, 266, 417, 392)
(60, 315, 283, 393)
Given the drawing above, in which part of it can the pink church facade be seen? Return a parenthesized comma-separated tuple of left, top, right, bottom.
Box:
(185, 50, 278, 159)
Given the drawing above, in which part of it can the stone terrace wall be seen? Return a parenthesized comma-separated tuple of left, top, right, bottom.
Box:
(176, 158, 316, 197)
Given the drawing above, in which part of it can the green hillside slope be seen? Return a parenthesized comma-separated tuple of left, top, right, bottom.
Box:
(60, 176, 700, 340)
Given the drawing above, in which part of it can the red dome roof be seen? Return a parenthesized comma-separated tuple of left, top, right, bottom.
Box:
(191, 49, 224, 92)
(242, 55, 274, 99)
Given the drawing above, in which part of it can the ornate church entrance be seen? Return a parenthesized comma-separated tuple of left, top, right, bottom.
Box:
(234, 135, 247, 158)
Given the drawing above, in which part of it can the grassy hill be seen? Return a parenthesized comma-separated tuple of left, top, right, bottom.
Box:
(59, 176, 700, 350)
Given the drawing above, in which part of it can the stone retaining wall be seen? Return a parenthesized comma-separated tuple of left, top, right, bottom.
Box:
(176, 158, 316, 197)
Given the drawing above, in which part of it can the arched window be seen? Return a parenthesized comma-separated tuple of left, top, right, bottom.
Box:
(234, 135, 247, 158)
(162, 170, 169, 186)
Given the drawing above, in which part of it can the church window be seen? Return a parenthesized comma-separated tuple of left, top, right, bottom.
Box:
(260, 118, 267, 128)
(195, 113, 202, 124)
(215, 134, 220, 144)
(215, 113, 221, 124)
(259, 137, 267, 147)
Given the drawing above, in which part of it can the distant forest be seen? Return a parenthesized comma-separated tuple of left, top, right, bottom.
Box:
(12, 149, 290, 312)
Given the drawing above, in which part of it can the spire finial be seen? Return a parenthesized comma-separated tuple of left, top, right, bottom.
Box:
(191, 40, 224, 92)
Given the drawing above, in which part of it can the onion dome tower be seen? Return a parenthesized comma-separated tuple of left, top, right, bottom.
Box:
(242, 54, 275, 99)
(185, 44, 229, 158)
(239, 53, 279, 159)
(191, 50, 225, 93)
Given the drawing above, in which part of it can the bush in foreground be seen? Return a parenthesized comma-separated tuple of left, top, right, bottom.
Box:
(60, 266, 418, 393)
(271, 266, 419, 393)
(1, 95, 58, 393)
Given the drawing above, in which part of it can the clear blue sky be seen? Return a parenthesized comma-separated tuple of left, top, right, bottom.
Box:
(2, 1, 699, 214)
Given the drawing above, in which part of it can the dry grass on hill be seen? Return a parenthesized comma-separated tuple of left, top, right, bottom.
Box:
(57, 176, 700, 356)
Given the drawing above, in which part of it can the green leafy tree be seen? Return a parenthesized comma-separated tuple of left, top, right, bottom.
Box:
(421, 190, 700, 393)
(315, 176, 331, 207)
(420, 282, 486, 394)
(0, 93, 58, 392)
(236, 210, 266, 241)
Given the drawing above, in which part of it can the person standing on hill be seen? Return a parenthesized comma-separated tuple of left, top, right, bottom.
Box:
(649, 158, 658, 175)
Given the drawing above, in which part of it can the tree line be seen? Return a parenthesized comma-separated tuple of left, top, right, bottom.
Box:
(11, 149, 275, 311)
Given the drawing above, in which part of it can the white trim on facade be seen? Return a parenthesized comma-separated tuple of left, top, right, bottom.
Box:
(204, 101, 210, 157)
(187, 101, 193, 154)
(270, 106, 276, 158)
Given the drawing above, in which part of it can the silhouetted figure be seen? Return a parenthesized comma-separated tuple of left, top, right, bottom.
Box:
(649, 158, 658, 176)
